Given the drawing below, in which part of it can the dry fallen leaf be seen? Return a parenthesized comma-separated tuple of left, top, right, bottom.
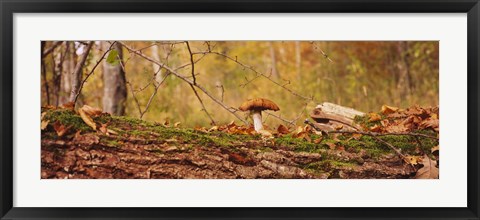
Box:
(277, 124, 290, 134)
(163, 118, 170, 126)
(99, 123, 108, 134)
(326, 142, 336, 150)
(415, 155, 439, 179)
(53, 121, 70, 137)
(368, 113, 382, 122)
(174, 122, 182, 128)
(41, 112, 47, 120)
(208, 126, 219, 132)
(41, 120, 49, 130)
(78, 108, 97, 130)
(381, 105, 399, 114)
(352, 133, 363, 140)
(60, 101, 75, 110)
(81, 105, 103, 117)
(405, 155, 423, 165)
(370, 124, 382, 132)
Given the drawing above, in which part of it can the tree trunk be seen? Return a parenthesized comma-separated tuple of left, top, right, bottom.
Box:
(268, 41, 280, 79)
(150, 43, 164, 85)
(58, 42, 76, 106)
(41, 41, 50, 105)
(69, 41, 94, 104)
(396, 42, 412, 101)
(295, 41, 301, 79)
(102, 41, 127, 116)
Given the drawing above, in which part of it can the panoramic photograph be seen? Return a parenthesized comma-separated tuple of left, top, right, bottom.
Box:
(40, 41, 439, 179)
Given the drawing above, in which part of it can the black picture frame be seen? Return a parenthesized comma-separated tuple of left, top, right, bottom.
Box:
(1, 0, 479, 219)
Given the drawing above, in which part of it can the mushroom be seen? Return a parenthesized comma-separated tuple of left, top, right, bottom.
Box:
(239, 98, 280, 132)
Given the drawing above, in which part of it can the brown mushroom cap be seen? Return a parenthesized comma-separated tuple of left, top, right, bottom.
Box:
(239, 98, 280, 112)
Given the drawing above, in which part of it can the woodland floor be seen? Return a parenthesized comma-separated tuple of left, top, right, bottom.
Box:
(41, 108, 438, 179)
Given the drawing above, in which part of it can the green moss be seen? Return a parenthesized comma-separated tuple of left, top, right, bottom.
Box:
(274, 135, 327, 152)
(305, 160, 356, 172)
(43, 109, 93, 132)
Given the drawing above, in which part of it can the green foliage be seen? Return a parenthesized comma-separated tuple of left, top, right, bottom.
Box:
(106, 49, 119, 65)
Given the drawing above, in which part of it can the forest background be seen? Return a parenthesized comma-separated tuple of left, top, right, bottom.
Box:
(41, 41, 439, 128)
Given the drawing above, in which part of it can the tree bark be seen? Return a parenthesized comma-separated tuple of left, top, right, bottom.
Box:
(58, 42, 76, 106)
(268, 41, 280, 79)
(69, 41, 94, 104)
(295, 41, 301, 79)
(102, 41, 127, 115)
(396, 42, 412, 101)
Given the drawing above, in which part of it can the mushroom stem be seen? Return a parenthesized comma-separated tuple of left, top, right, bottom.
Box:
(251, 110, 263, 132)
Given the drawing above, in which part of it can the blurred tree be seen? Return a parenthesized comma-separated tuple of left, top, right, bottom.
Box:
(102, 42, 127, 115)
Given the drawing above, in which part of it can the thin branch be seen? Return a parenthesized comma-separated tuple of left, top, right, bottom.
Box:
(311, 42, 334, 63)
(327, 130, 438, 140)
(185, 41, 196, 84)
(189, 85, 216, 125)
(42, 41, 63, 58)
(305, 119, 436, 163)
(119, 52, 169, 119)
(192, 50, 314, 102)
(72, 41, 112, 104)
(118, 41, 248, 125)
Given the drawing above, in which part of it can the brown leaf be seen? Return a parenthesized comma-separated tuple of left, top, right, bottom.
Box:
(194, 126, 208, 133)
(381, 105, 399, 114)
(174, 122, 182, 128)
(81, 105, 103, 117)
(53, 121, 70, 137)
(314, 137, 323, 144)
(78, 108, 97, 130)
(60, 101, 75, 110)
(368, 113, 382, 122)
(415, 155, 439, 179)
(107, 128, 118, 135)
(41, 120, 49, 130)
(208, 126, 219, 132)
(164, 118, 170, 126)
(370, 124, 382, 132)
(352, 133, 363, 140)
(277, 124, 290, 134)
(41, 112, 47, 120)
(405, 155, 423, 165)
(419, 118, 439, 131)
(326, 142, 336, 150)
(99, 123, 108, 134)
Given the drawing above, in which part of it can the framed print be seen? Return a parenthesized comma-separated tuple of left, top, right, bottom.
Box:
(1, 0, 479, 219)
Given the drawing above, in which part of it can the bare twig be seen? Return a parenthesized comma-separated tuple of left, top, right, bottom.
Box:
(327, 130, 438, 140)
(42, 41, 63, 58)
(305, 119, 436, 163)
(190, 85, 216, 125)
(119, 53, 169, 119)
(72, 41, 112, 104)
(185, 41, 196, 84)
(118, 41, 248, 125)
(311, 42, 334, 63)
(192, 50, 314, 102)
